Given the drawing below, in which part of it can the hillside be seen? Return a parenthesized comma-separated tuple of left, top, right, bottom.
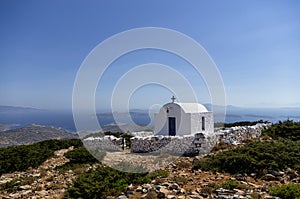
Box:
(0, 121, 299, 199)
(0, 124, 78, 148)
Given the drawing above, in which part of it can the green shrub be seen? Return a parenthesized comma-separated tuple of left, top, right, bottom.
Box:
(224, 120, 268, 128)
(63, 166, 152, 199)
(211, 141, 232, 152)
(263, 120, 300, 141)
(56, 146, 105, 171)
(0, 178, 20, 192)
(0, 139, 82, 175)
(270, 184, 300, 199)
(113, 162, 148, 174)
(173, 176, 188, 184)
(218, 180, 239, 190)
(148, 170, 169, 179)
(0, 176, 40, 193)
(146, 190, 158, 199)
(65, 147, 102, 164)
(193, 139, 300, 175)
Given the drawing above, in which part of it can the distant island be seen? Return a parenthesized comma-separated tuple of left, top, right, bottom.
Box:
(0, 124, 78, 148)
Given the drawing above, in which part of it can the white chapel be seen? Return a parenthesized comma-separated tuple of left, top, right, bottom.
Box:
(154, 96, 214, 136)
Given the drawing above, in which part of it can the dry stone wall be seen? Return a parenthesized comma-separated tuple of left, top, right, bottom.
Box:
(83, 136, 123, 151)
(216, 123, 271, 145)
(130, 123, 271, 156)
(130, 133, 217, 156)
(82, 123, 271, 156)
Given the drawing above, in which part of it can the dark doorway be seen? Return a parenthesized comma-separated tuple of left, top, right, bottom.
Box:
(202, 116, 205, 131)
(168, 117, 176, 136)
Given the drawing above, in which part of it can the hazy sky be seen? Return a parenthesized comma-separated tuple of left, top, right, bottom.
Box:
(0, 0, 299, 110)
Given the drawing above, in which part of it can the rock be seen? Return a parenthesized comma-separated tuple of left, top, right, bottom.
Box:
(157, 192, 166, 198)
(37, 190, 48, 197)
(278, 171, 285, 176)
(21, 190, 32, 196)
(167, 195, 176, 199)
(145, 189, 157, 197)
(218, 195, 232, 199)
(233, 194, 246, 199)
(157, 187, 169, 198)
(160, 187, 169, 194)
(118, 195, 127, 199)
(169, 183, 179, 190)
(248, 182, 260, 189)
(19, 185, 32, 190)
(192, 191, 199, 195)
(162, 182, 171, 188)
(142, 183, 152, 190)
(179, 188, 186, 194)
(233, 189, 245, 194)
(268, 170, 280, 177)
(9, 193, 21, 198)
(187, 195, 203, 199)
(155, 185, 161, 190)
(142, 188, 148, 193)
(261, 186, 268, 192)
(264, 196, 281, 199)
(136, 185, 143, 192)
(127, 183, 134, 190)
(126, 190, 133, 195)
(262, 174, 276, 181)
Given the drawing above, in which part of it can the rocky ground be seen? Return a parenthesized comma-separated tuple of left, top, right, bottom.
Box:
(119, 157, 299, 199)
(0, 147, 299, 199)
(0, 146, 82, 199)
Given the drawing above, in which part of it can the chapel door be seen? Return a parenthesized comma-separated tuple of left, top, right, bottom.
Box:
(168, 117, 176, 136)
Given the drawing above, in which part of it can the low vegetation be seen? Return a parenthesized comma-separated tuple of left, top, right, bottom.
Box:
(223, 120, 269, 128)
(55, 146, 105, 171)
(193, 139, 300, 175)
(215, 120, 268, 128)
(193, 120, 300, 175)
(63, 166, 169, 199)
(269, 184, 300, 199)
(262, 119, 300, 141)
(0, 176, 39, 192)
(2, 120, 300, 198)
(0, 139, 82, 175)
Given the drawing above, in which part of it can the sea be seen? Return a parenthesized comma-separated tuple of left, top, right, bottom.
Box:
(0, 107, 300, 132)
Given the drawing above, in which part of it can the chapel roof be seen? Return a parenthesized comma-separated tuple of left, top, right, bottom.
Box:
(164, 102, 208, 113)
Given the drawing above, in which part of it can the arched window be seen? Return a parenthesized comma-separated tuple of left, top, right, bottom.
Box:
(202, 116, 205, 131)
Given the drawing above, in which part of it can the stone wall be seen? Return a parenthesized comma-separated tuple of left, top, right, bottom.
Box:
(83, 136, 123, 151)
(130, 123, 271, 156)
(216, 123, 271, 145)
(82, 123, 271, 156)
(130, 133, 217, 156)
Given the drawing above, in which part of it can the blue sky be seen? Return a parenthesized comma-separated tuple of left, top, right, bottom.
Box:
(0, 0, 299, 111)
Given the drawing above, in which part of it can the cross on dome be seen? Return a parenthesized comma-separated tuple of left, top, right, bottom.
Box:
(171, 95, 176, 103)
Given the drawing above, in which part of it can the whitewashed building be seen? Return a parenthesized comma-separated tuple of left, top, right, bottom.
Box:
(154, 97, 214, 136)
